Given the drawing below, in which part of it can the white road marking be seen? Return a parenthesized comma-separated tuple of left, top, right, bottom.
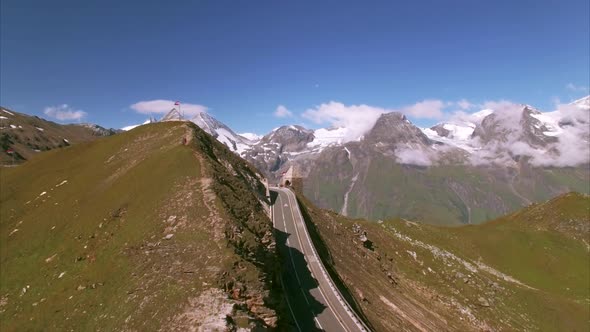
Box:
(281, 189, 351, 332)
(279, 194, 313, 308)
(279, 195, 303, 286)
(314, 317, 324, 330)
(284, 188, 371, 331)
(273, 188, 370, 332)
(280, 274, 302, 332)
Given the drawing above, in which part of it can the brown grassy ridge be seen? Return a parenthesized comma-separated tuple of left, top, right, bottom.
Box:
(0, 121, 285, 331)
(0, 107, 114, 165)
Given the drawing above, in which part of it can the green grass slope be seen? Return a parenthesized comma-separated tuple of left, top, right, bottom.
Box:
(0, 107, 115, 165)
(294, 184, 590, 331)
(0, 122, 283, 331)
(304, 151, 590, 226)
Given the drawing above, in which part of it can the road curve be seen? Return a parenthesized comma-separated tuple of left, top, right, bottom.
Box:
(271, 187, 370, 332)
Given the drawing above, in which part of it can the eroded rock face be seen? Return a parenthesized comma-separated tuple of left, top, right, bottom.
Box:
(365, 112, 431, 146)
(260, 125, 315, 152)
(241, 125, 316, 176)
(519, 107, 558, 147)
(430, 124, 451, 138)
(471, 105, 557, 147)
(160, 102, 588, 228)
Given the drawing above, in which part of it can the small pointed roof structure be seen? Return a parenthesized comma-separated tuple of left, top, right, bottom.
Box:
(160, 108, 182, 122)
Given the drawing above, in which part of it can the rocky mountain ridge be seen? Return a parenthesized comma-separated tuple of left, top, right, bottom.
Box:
(123, 96, 589, 181)
(117, 97, 589, 225)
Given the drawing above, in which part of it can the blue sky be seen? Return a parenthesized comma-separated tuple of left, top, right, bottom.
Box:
(1, 0, 589, 134)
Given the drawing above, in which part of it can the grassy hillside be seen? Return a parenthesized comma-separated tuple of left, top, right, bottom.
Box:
(0, 107, 115, 165)
(294, 184, 590, 331)
(0, 122, 283, 331)
(304, 148, 590, 225)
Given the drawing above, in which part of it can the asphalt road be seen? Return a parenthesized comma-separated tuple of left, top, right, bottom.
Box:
(271, 187, 369, 332)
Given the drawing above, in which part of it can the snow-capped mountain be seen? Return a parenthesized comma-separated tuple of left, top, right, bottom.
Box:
(188, 111, 254, 154)
(572, 95, 590, 109)
(307, 126, 352, 152)
(123, 108, 256, 155)
(239, 132, 263, 142)
(136, 96, 588, 226)
(422, 109, 492, 152)
(424, 97, 588, 149)
(421, 97, 589, 166)
(240, 125, 315, 175)
(301, 96, 589, 225)
(120, 96, 589, 178)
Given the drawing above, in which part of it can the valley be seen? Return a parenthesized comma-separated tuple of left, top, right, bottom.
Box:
(293, 187, 590, 331)
(2, 2, 589, 330)
(120, 96, 590, 226)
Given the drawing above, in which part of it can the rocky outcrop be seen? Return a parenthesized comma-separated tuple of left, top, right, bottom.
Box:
(430, 124, 451, 138)
(241, 125, 317, 178)
(365, 112, 431, 146)
(76, 123, 121, 136)
(471, 105, 557, 147)
(260, 125, 315, 152)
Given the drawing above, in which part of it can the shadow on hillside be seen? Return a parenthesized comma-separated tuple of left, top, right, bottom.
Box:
(274, 227, 326, 331)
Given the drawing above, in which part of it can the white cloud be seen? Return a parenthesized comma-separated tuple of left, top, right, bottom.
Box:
(481, 100, 524, 128)
(274, 105, 293, 118)
(302, 101, 389, 142)
(458, 99, 590, 167)
(401, 99, 446, 119)
(395, 147, 433, 166)
(566, 83, 589, 92)
(480, 100, 519, 111)
(455, 99, 474, 110)
(44, 104, 87, 121)
(130, 99, 208, 117)
(529, 102, 590, 167)
(300, 99, 469, 143)
(298, 97, 589, 168)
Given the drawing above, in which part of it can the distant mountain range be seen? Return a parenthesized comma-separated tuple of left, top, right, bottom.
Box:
(2, 117, 587, 330)
(139, 96, 589, 177)
(0, 107, 119, 164)
(3, 96, 589, 225)
(135, 96, 589, 225)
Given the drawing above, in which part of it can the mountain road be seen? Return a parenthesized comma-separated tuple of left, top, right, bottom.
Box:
(271, 187, 370, 332)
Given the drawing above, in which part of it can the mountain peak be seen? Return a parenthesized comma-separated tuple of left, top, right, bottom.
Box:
(365, 111, 430, 145)
(272, 124, 312, 134)
(571, 95, 590, 109)
(263, 125, 314, 146)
